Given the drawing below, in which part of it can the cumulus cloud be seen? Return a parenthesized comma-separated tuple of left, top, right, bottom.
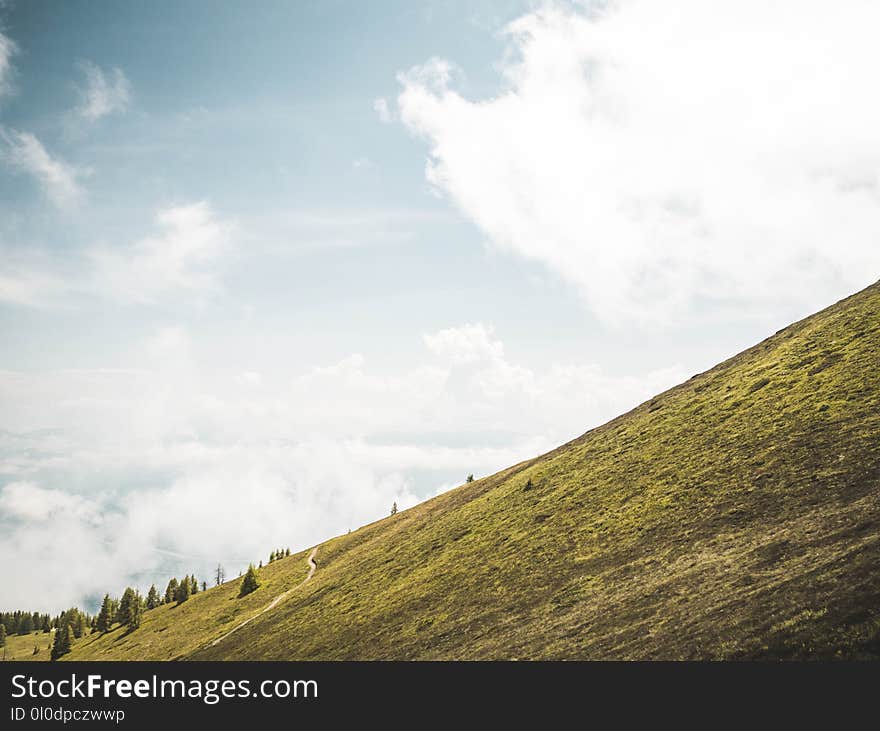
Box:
(74, 61, 131, 122)
(88, 201, 234, 304)
(424, 323, 505, 365)
(1, 129, 86, 208)
(0, 322, 684, 609)
(396, 0, 880, 325)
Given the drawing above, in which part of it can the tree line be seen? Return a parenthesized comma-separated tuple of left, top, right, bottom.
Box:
(3, 544, 297, 660)
(2, 611, 54, 636)
(0, 608, 93, 660)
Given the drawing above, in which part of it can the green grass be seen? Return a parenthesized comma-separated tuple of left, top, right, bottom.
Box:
(0, 631, 53, 661)
(61, 281, 880, 660)
(62, 550, 314, 661)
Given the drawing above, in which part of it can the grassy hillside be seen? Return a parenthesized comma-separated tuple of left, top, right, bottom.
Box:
(1, 632, 52, 662)
(61, 549, 314, 661)
(67, 281, 880, 660)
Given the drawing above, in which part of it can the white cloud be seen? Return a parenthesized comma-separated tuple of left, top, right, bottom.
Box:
(397, 0, 880, 325)
(1, 129, 86, 209)
(74, 61, 131, 122)
(236, 371, 263, 387)
(88, 201, 234, 304)
(423, 323, 505, 365)
(0, 322, 684, 609)
(0, 481, 123, 610)
(373, 97, 392, 123)
(0, 202, 234, 308)
(0, 204, 447, 312)
(0, 31, 16, 98)
(0, 481, 94, 522)
(0, 259, 70, 309)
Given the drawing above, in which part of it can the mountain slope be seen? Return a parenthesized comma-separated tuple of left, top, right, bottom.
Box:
(70, 282, 880, 660)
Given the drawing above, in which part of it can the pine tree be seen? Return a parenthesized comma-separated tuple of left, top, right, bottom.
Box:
(175, 576, 191, 604)
(285, 547, 291, 557)
(201, 581, 207, 592)
(128, 592, 142, 631)
(0, 623, 6, 647)
(190, 575, 199, 594)
(391, 501, 398, 515)
(42, 615, 51, 633)
(165, 578, 179, 604)
(466, 474, 474, 483)
(71, 610, 86, 639)
(116, 588, 136, 625)
(51, 622, 72, 661)
(18, 613, 34, 635)
(96, 594, 113, 633)
(259, 560, 263, 568)
(146, 585, 160, 610)
(239, 564, 260, 597)
(215, 564, 225, 586)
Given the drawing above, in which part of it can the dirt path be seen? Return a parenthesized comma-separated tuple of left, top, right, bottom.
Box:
(209, 546, 318, 648)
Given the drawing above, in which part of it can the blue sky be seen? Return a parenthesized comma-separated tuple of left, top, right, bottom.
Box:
(1, 1, 546, 368)
(2, 0, 879, 610)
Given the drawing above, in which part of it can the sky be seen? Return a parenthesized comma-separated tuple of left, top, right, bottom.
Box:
(2, 0, 879, 611)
